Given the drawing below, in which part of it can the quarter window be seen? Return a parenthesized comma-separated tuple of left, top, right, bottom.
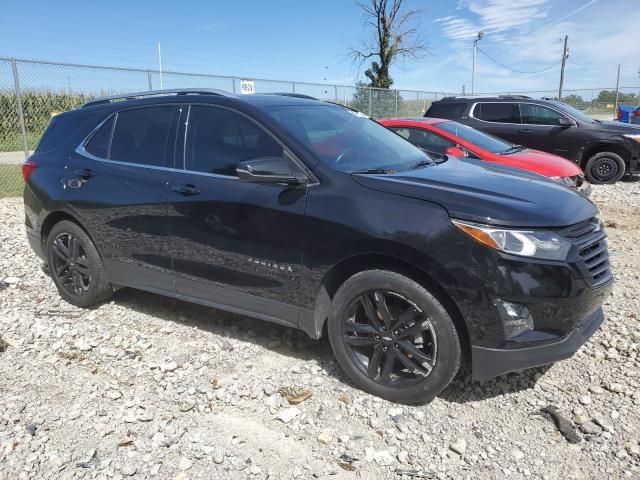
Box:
(475, 103, 520, 123)
(84, 115, 114, 158)
(392, 127, 454, 154)
(185, 106, 283, 176)
(109, 107, 174, 167)
(520, 104, 567, 126)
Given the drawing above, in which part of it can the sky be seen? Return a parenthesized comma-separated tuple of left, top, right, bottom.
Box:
(1, 0, 639, 96)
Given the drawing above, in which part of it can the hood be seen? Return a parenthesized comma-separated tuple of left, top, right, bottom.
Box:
(595, 121, 640, 134)
(499, 149, 582, 177)
(352, 157, 597, 228)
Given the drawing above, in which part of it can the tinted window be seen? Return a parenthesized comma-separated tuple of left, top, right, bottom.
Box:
(426, 102, 466, 119)
(266, 105, 431, 172)
(436, 121, 511, 153)
(84, 116, 114, 158)
(185, 106, 283, 176)
(475, 103, 520, 123)
(392, 127, 454, 154)
(520, 104, 566, 125)
(36, 111, 102, 154)
(109, 107, 173, 166)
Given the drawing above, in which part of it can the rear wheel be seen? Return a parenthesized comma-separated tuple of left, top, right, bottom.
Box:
(46, 220, 112, 307)
(328, 270, 461, 404)
(584, 152, 626, 184)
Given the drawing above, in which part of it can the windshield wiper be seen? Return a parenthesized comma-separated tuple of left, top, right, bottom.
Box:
(501, 145, 525, 154)
(351, 168, 394, 174)
(408, 159, 435, 170)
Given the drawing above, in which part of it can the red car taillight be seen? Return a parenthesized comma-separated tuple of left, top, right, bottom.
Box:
(21, 159, 37, 181)
(632, 110, 640, 117)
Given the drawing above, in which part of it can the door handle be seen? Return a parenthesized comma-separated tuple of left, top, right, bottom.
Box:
(518, 129, 532, 134)
(73, 168, 95, 180)
(172, 184, 200, 195)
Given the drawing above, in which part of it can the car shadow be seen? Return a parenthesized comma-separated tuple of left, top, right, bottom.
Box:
(109, 287, 550, 405)
(621, 174, 640, 183)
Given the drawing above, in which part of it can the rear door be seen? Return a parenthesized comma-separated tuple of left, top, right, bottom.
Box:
(167, 104, 308, 325)
(64, 105, 179, 291)
(468, 102, 522, 144)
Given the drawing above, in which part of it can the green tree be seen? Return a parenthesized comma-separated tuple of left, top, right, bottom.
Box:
(562, 94, 588, 110)
(350, 82, 400, 118)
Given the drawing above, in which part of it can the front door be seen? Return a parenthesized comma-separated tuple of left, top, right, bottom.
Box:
(64, 105, 179, 290)
(517, 103, 582, 160)
(167, 104, 308, 326)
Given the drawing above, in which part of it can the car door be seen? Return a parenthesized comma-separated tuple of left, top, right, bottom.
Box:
(468, 102, 522, 144)
(167, 104, 309, 326)
(517, 103, 582, 159)
(64, 105, 179, 291)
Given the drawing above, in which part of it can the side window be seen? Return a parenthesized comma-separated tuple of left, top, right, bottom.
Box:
(185, 106, 284, 176)
(84, 115, 114, 158)
(391, 127, 454, 154)
(475, 103, 520, 123)
(109, 106, 174, 167)
(520, 104, 566, 126)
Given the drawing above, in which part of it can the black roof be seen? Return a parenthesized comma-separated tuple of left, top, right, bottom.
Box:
(436, 95, 533, 103)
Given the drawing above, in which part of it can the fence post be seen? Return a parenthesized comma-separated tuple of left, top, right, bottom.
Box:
(334, 84, 338, 103)
(395, 89, 399, 116)
(292, 82, 296, 93)
(368, 88, 372, 117)
(11, 58, 30, 161)
(231, 78, 236, 94)
(147, 71, 153, 90)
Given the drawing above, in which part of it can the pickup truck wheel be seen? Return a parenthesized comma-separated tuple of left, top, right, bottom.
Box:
(584, 152, 626, 184)
(328, 270, 461, 404)
(46, 220, 112, 308)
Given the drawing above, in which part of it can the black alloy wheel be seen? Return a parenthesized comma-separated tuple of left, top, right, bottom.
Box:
(585, 152, 626, 184)
(51, 232, 91, 297)
(342, 290, 437, 386)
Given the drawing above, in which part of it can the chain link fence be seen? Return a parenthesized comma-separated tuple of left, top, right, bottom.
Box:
(2, 57, 640, 197)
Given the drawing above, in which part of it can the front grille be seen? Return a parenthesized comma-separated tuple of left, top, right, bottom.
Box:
(561, 218, 613, 287)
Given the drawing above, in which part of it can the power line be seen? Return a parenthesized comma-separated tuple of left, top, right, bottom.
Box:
(477, 47, 562, 75)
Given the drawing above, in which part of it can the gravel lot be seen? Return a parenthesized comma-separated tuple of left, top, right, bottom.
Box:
(1, 181, 639, 480)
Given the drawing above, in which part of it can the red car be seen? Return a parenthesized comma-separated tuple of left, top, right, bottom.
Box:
(379, 117, 591, 195)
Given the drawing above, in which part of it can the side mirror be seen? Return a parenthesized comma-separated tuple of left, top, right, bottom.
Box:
(558, 118, 573, 128)
(236, 157, 308, 187)
(445, 146, 466, 157)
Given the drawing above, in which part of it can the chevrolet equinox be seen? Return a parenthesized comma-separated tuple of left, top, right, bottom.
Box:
(23, 89, 613, 403)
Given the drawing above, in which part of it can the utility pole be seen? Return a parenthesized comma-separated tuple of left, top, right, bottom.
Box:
(157, 42, 164, 89)
(471, 31, 484, 96)
(558, 35, 568, 100)
(614, 64, 621, 113)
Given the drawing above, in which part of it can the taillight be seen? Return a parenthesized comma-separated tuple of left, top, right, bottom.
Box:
(21, 159, 37, 181)
(632, 110, 640, 117)
(616, 108, 621, 120)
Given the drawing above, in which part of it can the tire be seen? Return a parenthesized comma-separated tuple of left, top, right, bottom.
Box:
(45, 220, 112, 308)
(584, 152, 626, 185)
(327, 270, 461, 404)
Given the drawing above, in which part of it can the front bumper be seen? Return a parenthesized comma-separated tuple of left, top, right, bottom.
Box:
(471, 306, 604, 381)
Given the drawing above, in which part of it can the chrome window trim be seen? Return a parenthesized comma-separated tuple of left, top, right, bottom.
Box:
(469, 101, 577, 127)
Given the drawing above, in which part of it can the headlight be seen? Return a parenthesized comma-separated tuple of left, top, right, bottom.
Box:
(550, 176, 577, 187)
(452, 220, 572, 261)
(623, 134, 640, 143)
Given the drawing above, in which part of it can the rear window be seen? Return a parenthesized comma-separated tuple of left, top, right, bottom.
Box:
(425, 102, 466, 119)
(474, 103, 520, 123)
(85, 116, 114, 158)
(35, 111, 101, 154)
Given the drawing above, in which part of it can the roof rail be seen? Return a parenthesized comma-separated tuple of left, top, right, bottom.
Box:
(497, 95, 531, 99)
(263, 92, 318, 100)
(81, 88, 235, 108)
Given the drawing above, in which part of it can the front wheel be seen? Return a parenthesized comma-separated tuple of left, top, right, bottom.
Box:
(328, 270, 461, 404)
(46, 220, 112, 308)
(584, 152, 626, 184)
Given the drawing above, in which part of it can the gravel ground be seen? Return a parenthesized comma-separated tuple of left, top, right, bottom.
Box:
(1, 181, 639, 480)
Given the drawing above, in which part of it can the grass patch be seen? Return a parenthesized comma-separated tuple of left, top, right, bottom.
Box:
(0, 164, 24, 198)
(0, 132, 41, 152)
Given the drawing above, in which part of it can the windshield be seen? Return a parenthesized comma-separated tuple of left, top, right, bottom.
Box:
(550, 101, 595, 123)
(266, 105, 431, 172)
(436, 120, 512, 153)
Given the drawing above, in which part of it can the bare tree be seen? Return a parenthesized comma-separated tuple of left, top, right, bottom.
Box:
(350, 0, 427, 88)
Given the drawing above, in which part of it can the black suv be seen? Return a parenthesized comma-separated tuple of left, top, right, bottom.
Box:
(425, 95, 640, 184)
(23, 89, 613, 403)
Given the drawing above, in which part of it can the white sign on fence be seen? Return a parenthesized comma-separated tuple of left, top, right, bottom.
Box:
(240, 79, 255, 95)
